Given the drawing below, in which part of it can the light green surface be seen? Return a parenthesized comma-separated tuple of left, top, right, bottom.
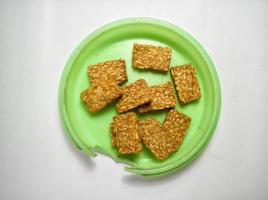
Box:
(58, 18, 221, 176)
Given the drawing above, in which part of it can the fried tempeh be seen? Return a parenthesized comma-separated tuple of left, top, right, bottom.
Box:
(80, 80, 122, 112)
(110, 112, 142, 154)
(116, 79, 151, 113)
(132, 43, 172, 72)
(162, 109, 191, 152)
(171, 64, 201, 104)
(88, 59, 127, 84)
(139, 82, 176, 113)
(138, 119, 171, 160)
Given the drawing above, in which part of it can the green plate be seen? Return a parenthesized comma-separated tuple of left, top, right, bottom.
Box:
(59, 18, 221, 176)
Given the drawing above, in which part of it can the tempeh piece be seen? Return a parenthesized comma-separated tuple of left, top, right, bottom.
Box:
(171, 64, 201, 104)
(116, 79, 150, 113)
(139, 82, 176, 113)
(80, 80, 122, 112)
(132, 43, 172, 72)
(138, 119, 171, 160)
(162, 109, 191, 152)
(110, 112, 142, 154)
(88, 59, 127, 84)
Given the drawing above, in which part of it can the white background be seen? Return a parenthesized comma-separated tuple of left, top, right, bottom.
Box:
(0, 0, 268, 199)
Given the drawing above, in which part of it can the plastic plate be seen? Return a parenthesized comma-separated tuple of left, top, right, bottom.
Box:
(59, 18, 221, 176)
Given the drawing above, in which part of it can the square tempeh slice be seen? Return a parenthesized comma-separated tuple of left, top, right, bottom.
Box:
(139, 82, 176, 113)
(162, 109, 191, 152)
(132, 43, 172, 72)
(88, 59, 127, 84)
(138, 119, 172, 160)
(116, 79, 151, 113)
(110, 112, 142, 154)
(80, 79, 122, 112)
(170, 64, 201, 104)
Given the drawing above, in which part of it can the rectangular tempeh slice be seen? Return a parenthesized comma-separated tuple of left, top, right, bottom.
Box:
(139, 82, 176, 113)
(88, 59, 127, 84)
(132, 43, 172, 72)
(138, 119, 172, 160)
(170, 64, 201, 104)
(116, 79, 151, 113)
(110, 112, 142, 154)
(80, 79, 122, 112)
(162, 109, 191, 152)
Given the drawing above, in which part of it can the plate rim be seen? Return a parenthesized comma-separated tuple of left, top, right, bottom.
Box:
(58, 17, 221, 175)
